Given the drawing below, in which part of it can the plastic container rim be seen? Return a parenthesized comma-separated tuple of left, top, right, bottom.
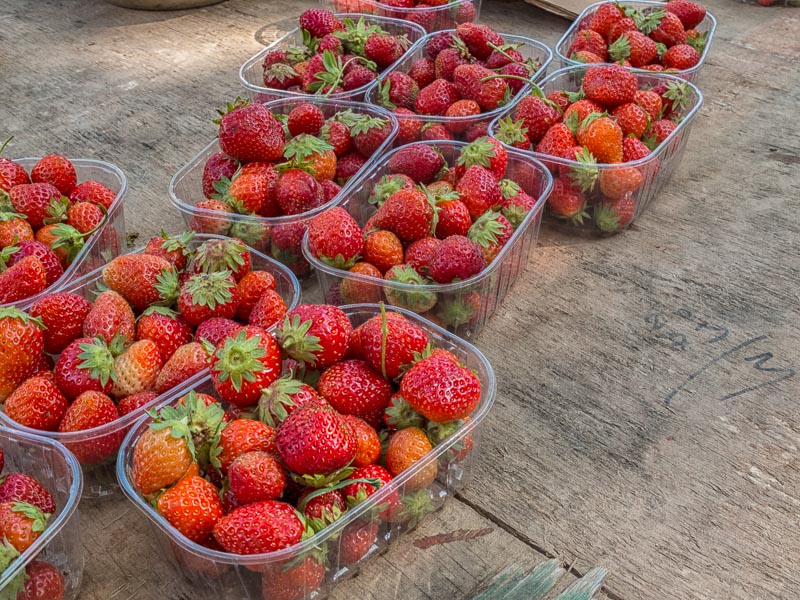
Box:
(116, 302, 496, 566)
(301, 140, 553, 292)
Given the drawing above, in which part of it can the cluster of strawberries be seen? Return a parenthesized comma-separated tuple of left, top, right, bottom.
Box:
(260, 10, 415, 95)
(493, 64, 692, 231)
(192, 100, 394, 274)
(567, 0, 708, 72)
(129, 305, 481, 595)
(0, 235, 290, 465)
(372, 23, 543, 142)
(0, 143, 118, 304)
(0, 447, 65, 600)
(324, 0, 478, 33)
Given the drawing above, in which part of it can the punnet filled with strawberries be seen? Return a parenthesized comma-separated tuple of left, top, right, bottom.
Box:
(0, 233, 300, 498)
(118, 303, 495, 599)
(320, 0, 481, 33)
(239, 10, 426, 103)
(489, 64, 702, 234)
(365, 24, 552, 143)
(556, 0, 716, 83)
(0, 140, 127, 309)
(171, 97, 398, 277)
(302, 139, 552, 339)
(0, 427, 84, 600)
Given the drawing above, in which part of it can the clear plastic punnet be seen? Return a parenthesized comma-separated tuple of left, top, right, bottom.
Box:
(319, 0, 482, 32)
(0, 234, 301, 499)
(555, 1, 717, 83)
(488, 66, 703, 235)
(169, 97, 398, 278)
(117, 304, 496, 600)
(303, 141, 553, 340)
(239, 14, 426, 103)
(0, 426, 84, 599)
(3, 158, 127, 311)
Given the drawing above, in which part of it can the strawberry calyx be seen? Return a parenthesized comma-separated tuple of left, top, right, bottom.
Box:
(0, 210, 24, 223)
(608, 35, 631, 63)
(426, 419, 465, 446)
(229, 220, 269, 247)
(50, 203, 109, 263)
(316, 250, 361, 271)
(567, 147, 599, 193)
(0, 307, 45, 329)
(257, 373, 307, 427)
(368, 174, 409, 207)
(347, 114, 389, 137)
(435, 294, 480, 329)
(594, 199, 632, 233)
(138, 305, 179, 321)
(184, 270, 236, 309)
(212, 329, 269, 392)
(662, 81, 692, 114)
(385, 265, 438, 314)
(265, 62, 300, 85)
(306, 51, 374, 97)
(394, 489, 434, 528)
(213, 97, 249, 125)
(499, 178, 522, 200)
(0, 245, 19, 270)
(153, 266, 180, 307)
(384, 394, 425, 430)
(493, 117, 528, 147)
(456, 136, 499, 171)
(195, 238, 247, 276)
(686, 31, 707, 54)
(289, 465, 357, 489)
(276, 314, 325, 366)
(43, 196, 71, 225)
(299, 476, 380, 513)
(467, 210, 505, 249)
(77, 337, 117, 386)
(282, 134, 334, 168)
(334, 17, 383, 57)
(450, 35, 472, 58)
(0, 538, 24, 590)
(376, 78, 397, 110)
(159, 230, 195, 256)
(11, 501, 51, 532)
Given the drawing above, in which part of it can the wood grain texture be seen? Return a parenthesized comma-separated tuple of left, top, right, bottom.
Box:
(1, 0, 798, 598)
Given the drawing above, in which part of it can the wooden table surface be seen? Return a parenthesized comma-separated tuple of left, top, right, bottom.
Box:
(2, 0, 799, 598)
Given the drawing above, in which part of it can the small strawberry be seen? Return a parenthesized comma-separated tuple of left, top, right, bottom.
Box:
(427, 235, 486, 284)
(363, 229, 403, 274)
(568, 29, 608, 61)
(350, 115, 393, 157)
(307, 206, 363, 269)
(610, 102, 649, 138)
(234, 271, 277, 322)
(535, 123, 578, 158)
(260, 557, 325, 600)
(339, 519, 378, 565)
(577, 113, 623, 163)
(117, 391, 158, 416)
(344, 415, 381, 468)
(216, 417, 276, 473)
(320, 120, 351, 157)
(155, 342, 209, 394)
(317, 359, 393, 427)
(188, 199, 233, 236)
(0, 473, 56, 513)
(111, 339, 163, 399)
(257, 374, 325, 428)
(211, 327, 282, 407)
(548, 178, 588, 224)
(287, 103, 325, 137)
(341, 464, 396, 515)
(343, 64, 376, 91)
(177, 271, 240, 326)
(194, 319, 241, 349)
(136, 307, 193, 363)
(662, 43, 700, 70)
(595, 192, 636, 232)
(83, 290, 136, 346)
(0, 138, 29, 190)
(421, 123, 454, 142)
(452, 64, 508, 112)
(358, 310, 429, 379)
(444, 100, 481, 133)
(376, 72, 419, 111)
(650, 11, 686, 47)
(4, 376, 68, 432)
(404, 237, 441, 274)
(213, 500, 307, 555)
(374, 188, 435, 245)
(17, 560, 66, 600)
(30, 155, 76, 196)
(0, 214, 34, 249)
(0, 309, 44, 402)
(499, 180, 538, 229)
(455, 22, 503, 60)
(364, 33, 404, 69)
(649, 118, 677, 144)
(340, 262, 383, 305)
(388, 143, 445, 184)
(456, 136, 507, 180)
(201, 152, 239, 199)
(298, 487, 346, 530)
(436, 197, 472, 238)
(248, 289, 288, 331)
(217, 101, 286, 163)
(409, 57, 436, 88)
(634, 89, 663, 121)
(65, 201, 103, 234)
(434, 47, 470, 81)
(157, 475, 223, 544)
(277, 304, 352, 370)
(367, 173, 415, 208)
(623, 136, 653, 163)
(384, 426, 437, 489)
(456, 165, 503, 219)
(334, 152, 367, 185)
(606, 15, 638, 44)
(0, 501, 49, 552)
(3, 240, 64, 286)
(228, 451, 286, 505)
(66, 179, 116, 208)
(58, 391, 122, 464)
(102, 254, 178, 311)
(8, 183, 63, 230)
(299, 8, 343, 38)
(468, 210, 513, 263)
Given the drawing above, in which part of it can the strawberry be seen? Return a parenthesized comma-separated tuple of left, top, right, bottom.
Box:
(606, 15, 637, 44)
(609, 103, 648, 138)
(376, 73, 419, 112)
(30, 155, 76, 196)
(650, 11, 686, 47)
(415, 79, 461, 116)
(217, 102, 285, 163)
(535, 123, 577, 158)
(211, 327, 281, 407)
(260, 557, 325, 600)
(9, 183, 63, 230)
(188, 199, 233, 236)
(491, 116, 531, 150)
(213, 500, 306, 555)
(83, 290, 135, 346)
(0, 214, 34, 249)
(333, 152, 367, 185)
(341, 464, 396, 514)
(453, 64, 507, 111)
(608, 31, 657, 68)
(157, 475, 223, 544)
(409, 57, 436, 88)
(117, 391, 158, 416)
(248, 289, 288, 331)
(102, 254, 177, 311)
(588, 2, 625, 39)
(340, 262, 383, 305)
(350, 116, 394, 157)
(649, 118, 677, 144)
(228, 451, 286, 504)
(468, 210, 513, 263)
(0, 473, 56, 513)
(665, 0, 706, 29)
(374, 188, 435, 244)
(513, 95, 562, 145)
(111, 339, 162, 399)
(0, 309, 44, 401)
(358, 310, 429, 379)
(287, 103, 325, 137)
(548, 178, 588, 224)
(132, 393, 225, 495)
(298, 487, 345, 530)
(155, 342, 209, 394)
(444, 100, 481, 133)
(0, 138, 29, 190)
(583, 64, 637, 108)
(368, 173, 415, 208)
(388, 143, 445, 184)
(384, 426, 436, 489)
(455, 23, 503, 60)
(595, 193, 636, 232)
(193, 237, 251, 282)
(456, 136, 507, 180)
(58, 391, 121, 463)
(436, 197, 472, 238)
(321, 179, 342, 203)
(577, 113, 623, 163)
(339, 519, 378, 565)
(276, 168, 324, 215)
(499, 180, 539, 229)
(307, 206, 363, 269)
(275, 403, 357, 482)
(634, 89, 663, 121)
(17, 560, 65, 600)
(298, 8, 343, 38)
(421, 123, 454, 142)
(599, 165, 644, 199)
(201, 152, 239, 199)
(277, 304, 351, 370)
(0, 255, 45, 304)
(568, 29, 608, 61)
(456, 164, 503, 219)
(401, 351, 480, 422)
(4, 376, 68, 432)
(364, 33, 404, 69)
(317, 359, 393, 427)
(53, 337, 114, 400)
(569, 50, 603, 63)
(623, 136, 652, 163)
(404, 237, 441, 274)
(425, 32, 455, 58)
(216, 417, 276, 473)
(562, 99, 604, 125)
(427, 235, 486, 284)
(434, 47, 470, 81)
(363, 230, 403, 274)
(343, 64, 376, 90)
(663, 44, 700, 70)
(0, 501, 49, 552)
(193, 319, 240, 349)
(320, 120, 351, 157)
(270, 222, 309, 277)
(4, 240, 63, 286)
(344, 415, 381, 468)
(234, 272, 276, 322)
(66, 201, 103, 234)
(136, 307, 193, 363)
(177, 271, 240, 326)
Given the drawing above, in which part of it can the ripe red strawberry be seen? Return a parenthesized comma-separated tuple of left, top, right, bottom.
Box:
(228, 451, 286, 505)
(65, 201, 103, 234)
(350, 116, 393, 159)
(248, 289, 287, 331)
(17, 560, 65, 600)
(306, 206, 363, 269)
(82, 290, 135, 346)
(622, 136, 652, 163)
(0, 501, 49, 552)
(0, 139, 29, 191)
(317, 359, 393, 427)
(157, 475, 222, 544)
(287, 103, 325, 137)
(4, 376, 68, 432)
(513, 95, 562, 145)
(5, 240, 64, 286)
(320, 120, 351, 157)
(275, 403, 357, 479)
(610, 103, 649, 138)
(588, 2, 624, 39)
(211, 327, 281, 407)
(444, 100, 481, 134)
(191, 319, 239, 349)
(0, 214, 34, 250)
(434, 47, 470, 81)
(455, 136, 507, 180)
(30, 155, 76, 196)
(111, 339, 162, 399)
(53, 337, 114, 400)
(257, 374, 326, 427)
(343, 64, 376, 91)
(384, 426, 436, 489)
(0, 256, 47, 305)
(468, 210, 513, 263)
(298, 8, 343, 38)
(569, 50, 603, 64)
(405, 237, 442, 274)
(344, 415, 381, 468)
(363, 230, 403, 274)
(408, 57, 436, 88)
(634, 89, 663, 121)
(0, 473, 56, 513)
(136, 307, 192, 363)
(376, 72, 419, 111)
(202, 152, 239, 199)
(427, 235, 486, 284)
(491, 116, 531, 151)
(117, 391, 158, 416)
(357, 310, 428, 381)
(28, 292, 90, 355)
(663, 44, 700, 70)
(415, 79, 461, 116)
(498, 180, 538, 229)
(233, 272, 275, 322)
(188, 199, 233, 236)
(595, 192, 636, 232)
(155, 342, 209, 394)
(374, 188, 435, 244)
(141, 232, 192, 272)
(331, 152, 364, 185)
(341, 464, 396, 514)
(548, 178, 588, 224)
(58, 391, 121, 463)
(421, 123, 454, 142)
(102, 254, 177, 311)
(649, 118, 677, 144)
(339, 519, 378, 565)
(453, 64, 507, 111)
(599, 166, 643, 200)
(261, 557, 325, 600)
(650, 11, 686, 47)
(583, 64, 637, 108)
(435, 198, 472, 238)
(456, 165, 503, 219)
(177, 271, 239, 326)
(665, 0, 706, 30)
(608, 31, 657, 68)
(216, 417, 276, 473)
(298, 487, 345, 530)
(535, 123, 577, 158)
(388, 143, 445, 185)
(277, 304, 352, 370)
(364, 33, 404, 69)
(217, 102, 286, 163)
(578, 113, 623, 163)
(9, 183, 63, 230)
(425, 32, 455, 59)
(568, 29, 608, 61)
(213, 499, 306, 555)
(455, 23, 504, 60)
(275, 168, 324, 215)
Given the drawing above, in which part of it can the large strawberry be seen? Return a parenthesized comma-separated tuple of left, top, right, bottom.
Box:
(157, 475, 223, 544)
(54, 337, 115, 401)
(307, 207, 363, 269)
(428, 235, 486, 284)
(0, 309, 44, 402)
(374, 188, 434, 244)
(8, 183, 63, 230)
(29, 292, 91, 354)
(275, 168, 325, 215)
(30, 155, 76, 195)
(135, 306, 193, 363)
(213, 500, 307, 555)
(415, 79, 461, 116)
(17, 560, 66, 600)
(317, 359, 393, 427)
(216, 417, 276, 473)
(0, 256, 47, 304)
(228, 451, 286, 505)
(358, 310, 429, 380)
(218, 101, 286, 163)
(401, 352, 481, 422)
(4, 376, 68, 432)
(277, 304, 352, 370)
(83, 290, 136, 346)
(0, 473, 56, 513)
(456, 165, 503, 219)
(388, 144, 444, 185)
(58, 391, 122, 464)
(102, 254, 178, 311)
(582, 64, 637, 108)
(210, 327, 282, 407)
(3, 240, 64, 286)
(452, 64, 507, 111)
(513, 95, 562, 145)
